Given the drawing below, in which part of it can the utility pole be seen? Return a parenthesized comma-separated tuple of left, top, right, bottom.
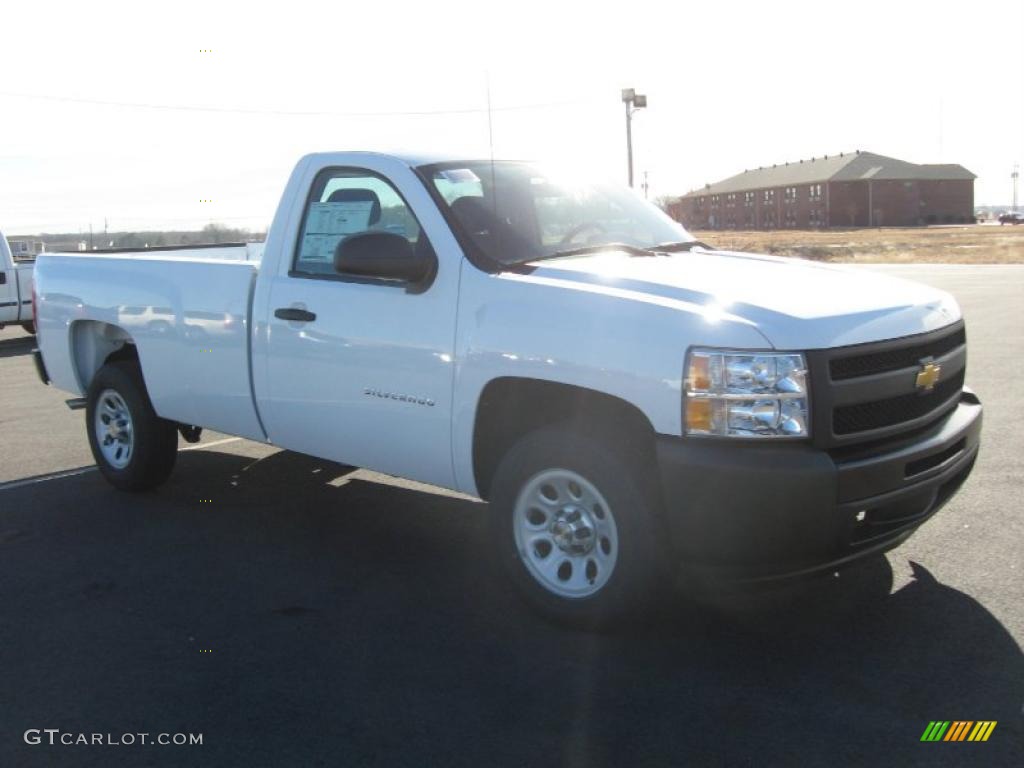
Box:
(621, 88, 647, 188)
(1013, 163, 1020, 212)
(642, 171, 650, 199)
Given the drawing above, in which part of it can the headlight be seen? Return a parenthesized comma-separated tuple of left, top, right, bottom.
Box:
(685, 349, 809, 438)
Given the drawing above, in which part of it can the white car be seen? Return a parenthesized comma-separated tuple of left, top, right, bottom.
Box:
(32, 152, 982, 626)
(0, 231, 36, 333)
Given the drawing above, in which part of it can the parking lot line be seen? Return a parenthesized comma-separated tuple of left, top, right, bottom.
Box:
(0, 466, 97, 492)
(181, 436, 242, 452)
(0, 437, 244, 492)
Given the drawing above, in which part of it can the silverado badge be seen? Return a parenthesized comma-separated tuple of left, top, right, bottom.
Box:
(916, 361, 942, 392)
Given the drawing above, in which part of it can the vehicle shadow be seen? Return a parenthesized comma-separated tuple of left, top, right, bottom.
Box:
(0, 334, 33, 359)
(0, 448, 1020, 768)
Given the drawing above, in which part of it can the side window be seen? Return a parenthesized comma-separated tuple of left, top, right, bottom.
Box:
(293, 168, 424, 276)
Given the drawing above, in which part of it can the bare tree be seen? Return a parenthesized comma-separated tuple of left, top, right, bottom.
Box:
(653, 195, 677, 213)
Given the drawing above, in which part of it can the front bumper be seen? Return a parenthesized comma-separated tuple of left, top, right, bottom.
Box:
(656, 389, 982, 581)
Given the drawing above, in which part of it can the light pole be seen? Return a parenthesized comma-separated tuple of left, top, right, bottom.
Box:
(1013, 163, 1019, 213)
(621, 88, 647, 188)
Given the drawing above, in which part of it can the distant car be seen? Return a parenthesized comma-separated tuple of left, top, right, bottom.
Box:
(998, 212, 1024, 225)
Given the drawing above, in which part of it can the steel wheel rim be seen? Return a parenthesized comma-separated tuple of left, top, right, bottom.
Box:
(512, 468, 619, 599)
(94, 389, 134, 469)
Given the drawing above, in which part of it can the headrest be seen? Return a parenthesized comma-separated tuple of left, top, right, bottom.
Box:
(449, 195, 492, 235)
(326, 188, 382, 224)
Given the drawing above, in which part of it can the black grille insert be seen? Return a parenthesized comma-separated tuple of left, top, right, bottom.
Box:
(833, 368, 965, 435)
(830, 327, 966, 381)
(905, 439, 966, 478)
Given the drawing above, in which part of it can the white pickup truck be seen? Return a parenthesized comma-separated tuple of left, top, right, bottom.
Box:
(33, 152, 982, 626)
(1, 231, 36, 334)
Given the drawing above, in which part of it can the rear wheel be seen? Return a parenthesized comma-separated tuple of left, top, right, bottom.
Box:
(86, 360, 178, 491)
(489, 427, 664, 628)
(21, 321, 35, 335)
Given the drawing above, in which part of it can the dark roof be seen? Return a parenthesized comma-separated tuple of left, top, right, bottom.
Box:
(683, 151, 975, 197)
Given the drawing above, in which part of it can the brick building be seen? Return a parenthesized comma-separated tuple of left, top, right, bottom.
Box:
(670, 151, 975, 230)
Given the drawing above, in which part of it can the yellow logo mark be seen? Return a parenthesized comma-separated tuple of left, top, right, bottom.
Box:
(916, 361, 942, 392)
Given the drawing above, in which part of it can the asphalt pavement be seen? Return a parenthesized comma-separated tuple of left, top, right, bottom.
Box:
(1, 264, 1022, 767)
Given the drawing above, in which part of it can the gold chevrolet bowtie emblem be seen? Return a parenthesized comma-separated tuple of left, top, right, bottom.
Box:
(916, 361, 942, 392)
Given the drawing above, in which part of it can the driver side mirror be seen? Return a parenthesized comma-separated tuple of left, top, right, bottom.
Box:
(334, 231, 435, 285)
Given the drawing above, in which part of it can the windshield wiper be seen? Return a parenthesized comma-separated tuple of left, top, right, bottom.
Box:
(650, 240, 709, 252)
(515, 242, 658, 265)
(511, 239, 710, 267)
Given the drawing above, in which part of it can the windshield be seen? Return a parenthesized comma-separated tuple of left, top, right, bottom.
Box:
(421, 161, 694, 265)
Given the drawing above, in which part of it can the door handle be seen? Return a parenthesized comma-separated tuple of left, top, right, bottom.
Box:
(274, 307, 317, 323)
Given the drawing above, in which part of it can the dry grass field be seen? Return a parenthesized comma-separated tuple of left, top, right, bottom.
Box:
(693, 225, 1024, 264)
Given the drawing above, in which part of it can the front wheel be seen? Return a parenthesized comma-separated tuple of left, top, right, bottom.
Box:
(488, 427, 664, 628)
(86, 360, 179, 491)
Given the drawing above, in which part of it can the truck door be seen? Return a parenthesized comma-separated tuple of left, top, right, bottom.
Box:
(254, 161, 461, 489)
(0, 270, 16, 323)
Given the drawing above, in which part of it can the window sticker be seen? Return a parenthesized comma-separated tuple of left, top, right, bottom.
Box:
(439, 168, 480, 184)
(300, 201, 375, 263)
(299, 234, 346, 263)
(306, 201, 374, 235)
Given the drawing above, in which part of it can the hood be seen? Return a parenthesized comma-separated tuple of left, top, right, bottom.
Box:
(526, 248, 960, 349)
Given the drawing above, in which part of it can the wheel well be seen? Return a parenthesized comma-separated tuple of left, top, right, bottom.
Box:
(69, 320, 137, 392)
(472, 377, 658, 500)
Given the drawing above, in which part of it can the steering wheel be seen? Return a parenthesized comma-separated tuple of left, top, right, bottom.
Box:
(559, 221, 607, 246)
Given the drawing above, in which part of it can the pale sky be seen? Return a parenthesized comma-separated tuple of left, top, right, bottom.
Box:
(2, 0, 1022, 236)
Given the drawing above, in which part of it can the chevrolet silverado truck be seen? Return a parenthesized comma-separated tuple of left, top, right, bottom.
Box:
(1, 231, 36, 333)
(32, 152, 982, 625)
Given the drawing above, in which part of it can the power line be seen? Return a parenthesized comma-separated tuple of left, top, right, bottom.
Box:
(0, 90, 593, 118)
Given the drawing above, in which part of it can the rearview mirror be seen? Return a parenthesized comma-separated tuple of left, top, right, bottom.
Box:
(334, 231, 434, 285)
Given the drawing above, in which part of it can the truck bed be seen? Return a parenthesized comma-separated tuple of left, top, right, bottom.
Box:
(34, 252, 265, 440)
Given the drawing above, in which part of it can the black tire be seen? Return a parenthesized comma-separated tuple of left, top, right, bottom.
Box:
(86, 360, 178, 491)
(22, 321, 36, 335)
(488, 427, 665, 629)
